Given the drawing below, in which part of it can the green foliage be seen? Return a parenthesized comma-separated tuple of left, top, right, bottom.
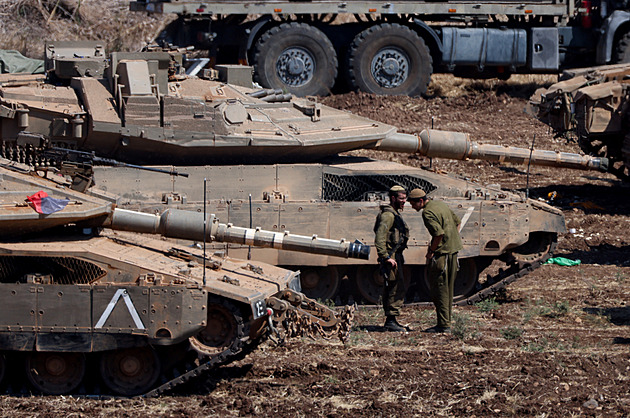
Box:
(545, 300, 570, 318)
(475, 297, 500, 313)
(355, 308, 382, 326)
(500, 326, 523, 340)
(316, 298, 336, 308)
(614, 271, 627, 283)
(386, 336, 403, 346)
(324, 375, 340, 384)
(522, 298, 571, 322)
(522, 298, 551, 322)
(451, 313, 480, 341)
(347, 329, 375, 346)
(522, 337, 549, 352)
(571, 335, 583, 350)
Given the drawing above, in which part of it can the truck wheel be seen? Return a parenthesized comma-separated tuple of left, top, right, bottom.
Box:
(614, 32, 630, 63)
(252, 22, 338, 96)
(347, 23, 432, 96)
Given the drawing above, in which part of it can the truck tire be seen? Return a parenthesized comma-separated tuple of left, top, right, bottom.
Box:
(614, 31, 630, 63)
(347, 23, 432, 96)
(252, 23, 338, 96)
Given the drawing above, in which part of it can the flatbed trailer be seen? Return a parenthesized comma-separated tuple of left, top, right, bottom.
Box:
(133, 1, 572, 16)
(130, 0, 629, 96)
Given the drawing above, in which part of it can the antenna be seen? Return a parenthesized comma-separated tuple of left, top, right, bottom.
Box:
(526, 134, 535, 199)
(430, 116, 434, 169)
(248, 193, 252, 260)
(203, 177, 207, 286)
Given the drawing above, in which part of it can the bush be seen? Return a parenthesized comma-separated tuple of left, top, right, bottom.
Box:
(475, 297, 499, 313)
(452, 313, 479, 340)
(500, 326, 523, 340)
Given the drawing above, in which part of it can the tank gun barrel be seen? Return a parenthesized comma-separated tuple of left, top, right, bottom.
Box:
(109, 208, 370, 260)
(374, 129, 609, 172)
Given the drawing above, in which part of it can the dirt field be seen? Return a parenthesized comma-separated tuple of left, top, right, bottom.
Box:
(0, 74, 627, 416)
(1, 2, 627, 416)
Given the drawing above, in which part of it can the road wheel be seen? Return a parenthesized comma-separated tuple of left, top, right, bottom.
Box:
(252, 22, 338, 96)
(355, 265, 384, 304)
(189, 299, 246, 358)
(347, 23, 432, 96)
(355, 264, 412, 304)
(453, 258, 478, 301)
(25, 352, 85, 395)
(423, 257, 478, 302)
(300, 267, 340, 302)
(511, 232, 556, 267)
(100, 347, 160, 396)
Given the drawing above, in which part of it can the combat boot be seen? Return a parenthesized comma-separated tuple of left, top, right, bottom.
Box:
(384, 316, 407, 332)
(424, 326, 451, 333)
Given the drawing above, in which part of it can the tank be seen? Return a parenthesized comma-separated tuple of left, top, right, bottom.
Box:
(528, 63, 630, 179)
(0, 157, 367, 396)
(0, 42, 576, 305)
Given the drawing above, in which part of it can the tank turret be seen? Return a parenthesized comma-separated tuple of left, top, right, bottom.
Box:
(0, 41, 606, 173)
(0, 158, 360, 396)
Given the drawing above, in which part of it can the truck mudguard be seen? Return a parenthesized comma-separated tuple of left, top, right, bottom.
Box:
(596, 10, 630, 64)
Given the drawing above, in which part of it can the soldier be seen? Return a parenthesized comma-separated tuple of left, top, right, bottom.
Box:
(408, 188, 462, 333)
(374, 185, 410, 332)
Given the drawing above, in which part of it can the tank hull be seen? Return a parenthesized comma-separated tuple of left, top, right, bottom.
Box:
(92, 157, 565, 303)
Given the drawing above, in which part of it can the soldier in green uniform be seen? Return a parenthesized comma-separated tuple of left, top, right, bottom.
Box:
(374, 185, 410, 332)
(408, 188, 463, 333)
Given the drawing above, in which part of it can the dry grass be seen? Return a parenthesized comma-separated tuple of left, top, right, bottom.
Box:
(0, 0, 172, 57)
(427, 73, 559, 98)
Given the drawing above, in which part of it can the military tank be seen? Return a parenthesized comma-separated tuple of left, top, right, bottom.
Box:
(0, 156, 368, 396)
(0, 41, 597, 305)
(529, 63, 630, 179)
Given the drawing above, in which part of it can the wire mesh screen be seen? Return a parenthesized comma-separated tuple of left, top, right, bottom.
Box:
(323, 173, 437, 202)
(0, 256, 106, 284)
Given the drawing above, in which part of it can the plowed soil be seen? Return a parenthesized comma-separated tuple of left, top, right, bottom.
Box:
(1, 75, 629, 416)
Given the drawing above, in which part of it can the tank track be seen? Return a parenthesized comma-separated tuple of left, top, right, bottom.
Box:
(0, 300, 266, 398)
(142, 333, 266, 397)
(3, 298, 350, 397)
(358, 241, 556, 309)
(456, 241, 556, 306)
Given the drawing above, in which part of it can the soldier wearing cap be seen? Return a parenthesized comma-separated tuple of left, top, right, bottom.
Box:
(408, 188, 462, 333)
(374, 185, 409, 332)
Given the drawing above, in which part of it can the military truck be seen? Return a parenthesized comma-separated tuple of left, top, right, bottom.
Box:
(131, 0, 630, 96)
(0, 156, 368, 396)
(1, 42, 598, 304)
(529, 63, 630, 179)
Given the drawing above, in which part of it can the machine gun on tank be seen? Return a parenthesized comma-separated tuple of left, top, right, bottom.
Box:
(40, 147, 189, 192)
